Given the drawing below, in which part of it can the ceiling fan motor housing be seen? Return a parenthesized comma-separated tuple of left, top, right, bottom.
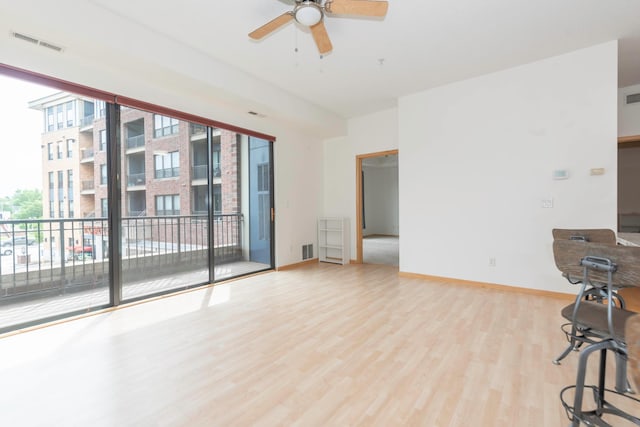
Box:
(294, 1, 324, 27)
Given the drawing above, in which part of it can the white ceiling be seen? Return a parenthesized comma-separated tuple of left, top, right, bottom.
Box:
(3, 0, 640, 120)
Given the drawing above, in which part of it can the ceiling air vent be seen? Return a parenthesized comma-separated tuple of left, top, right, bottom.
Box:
(627, 93, 640, 105)
(11, 31, 64, 52)
(12, 32, 38, 45)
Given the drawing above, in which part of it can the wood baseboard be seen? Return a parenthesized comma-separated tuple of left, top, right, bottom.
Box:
(276, 258, 318, 271)
(398, 271, 574, 301)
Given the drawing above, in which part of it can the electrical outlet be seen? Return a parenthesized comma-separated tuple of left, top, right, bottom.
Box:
(489, 257, 496, 267)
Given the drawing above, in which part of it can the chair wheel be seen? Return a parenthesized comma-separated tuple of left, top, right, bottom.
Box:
(553, 360, 561, 365)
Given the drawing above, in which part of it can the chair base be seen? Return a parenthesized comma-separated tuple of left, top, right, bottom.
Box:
(560, 385, 640, 426)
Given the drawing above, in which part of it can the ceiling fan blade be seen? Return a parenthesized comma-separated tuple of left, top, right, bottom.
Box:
(249, 13, 294, 40)
(310, 21, 333, 54)
(325, 0, 389, 17)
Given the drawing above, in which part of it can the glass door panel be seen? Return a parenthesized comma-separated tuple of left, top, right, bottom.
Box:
(0, 75, 110, 332)
(120, 109, 209, 301)
(212, 133, 273, 281)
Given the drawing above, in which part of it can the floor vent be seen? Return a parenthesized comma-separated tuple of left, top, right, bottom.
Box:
(302, 244, 313, 260)
(11, 32, 64, 52)
(627, 93, 640, 104)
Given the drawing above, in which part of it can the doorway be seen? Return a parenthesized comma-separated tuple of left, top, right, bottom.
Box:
(356, 150, 399, 266)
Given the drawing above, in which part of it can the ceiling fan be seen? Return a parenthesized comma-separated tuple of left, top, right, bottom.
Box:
(249, 0, 389, 55)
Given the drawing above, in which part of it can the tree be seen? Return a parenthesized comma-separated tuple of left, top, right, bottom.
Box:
(10, 189, 42, 219)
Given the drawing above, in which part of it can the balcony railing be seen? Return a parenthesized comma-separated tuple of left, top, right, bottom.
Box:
(80, 115, 94, 127)
(0, 213, 243, 302)
(155, 167, 179, 179)
(81, 180, 95, 192)
(127, 173, 146, 187)
(190, 124, 206, 135)
(126, 134, 145, 149)
(192, 165, 207, 180)
(192, 165, 221, 179)
(81, 148, 94, 161)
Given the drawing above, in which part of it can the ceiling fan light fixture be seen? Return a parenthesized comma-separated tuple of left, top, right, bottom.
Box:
(294, 2, 323, 27)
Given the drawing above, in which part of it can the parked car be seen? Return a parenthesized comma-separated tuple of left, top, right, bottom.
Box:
(1, 236, 36, 255)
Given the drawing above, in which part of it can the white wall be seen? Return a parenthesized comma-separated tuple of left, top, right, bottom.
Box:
(323, 108, 399, 256)
(363, 164, 399, 236)
(0, 49, 328, 271)
(619, 84, 640, 137)
(399, 41, 618, 293)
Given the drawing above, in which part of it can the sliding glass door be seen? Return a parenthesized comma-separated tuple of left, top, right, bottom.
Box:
(0, 65, 275, 333)
(0, 74, 111, 332)
(212, 134, 273, 280)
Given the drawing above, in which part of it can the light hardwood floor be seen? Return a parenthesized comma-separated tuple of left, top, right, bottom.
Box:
(0, 263, 635, 426)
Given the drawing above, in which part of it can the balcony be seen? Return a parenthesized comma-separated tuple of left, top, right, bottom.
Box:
(126, 135, 145, 150)
(127, 173, 146, 187)
(81, 180, 95, 194)
(155, 167, 179, 179)
(192, 165, 221, 181)
(0, 214, 254, 332)
(79, 115, 94, 130)
(190, 124, 206, 140)
(80, 148, 94, 163)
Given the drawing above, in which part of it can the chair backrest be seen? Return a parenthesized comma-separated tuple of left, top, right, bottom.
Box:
(552, 228, 617, 245)
(552, 240, 640, 288)
(627, 315, 640, 391)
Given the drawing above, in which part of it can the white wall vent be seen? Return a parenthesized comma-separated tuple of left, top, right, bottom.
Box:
(11, 32, 64, 52)
(626, 93, 640, 104)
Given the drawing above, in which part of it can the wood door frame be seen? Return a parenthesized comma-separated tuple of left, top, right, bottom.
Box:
(355, 149, 399, 264)
(619, 135, 640, 144)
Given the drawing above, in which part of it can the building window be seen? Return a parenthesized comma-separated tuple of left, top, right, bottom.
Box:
(57, 170, 64, 218)
(192, 186, 208, 214)
(67, 169, 73, 196)
(154, 151, 179, 179)
(66, 139, 74, 158)
(212, 143, 221, 177)
(155, 194, 180, 216)
(47, 143, 53, 161)
(101, 198, 108, 218)
(48, 172, 55, 217)
(56, 104, 63, 130)
(213, 184, 221, 214)
(67, 169, 74, 218)
(99, 129, 107, 151)
(96, 100, 106, 119)
(46, 107, 54, 132)
(100, 164, 107, 186)
(65, 101, 75, 127)
(153, 115, 179, 138)
(57, 143, 63, 160)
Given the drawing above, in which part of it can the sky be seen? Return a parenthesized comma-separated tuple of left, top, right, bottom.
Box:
(0, 75, 55, 198)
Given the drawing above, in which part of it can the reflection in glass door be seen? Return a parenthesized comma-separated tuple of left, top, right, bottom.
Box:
(213, 134, 273, 281)
(249, 137, 272, 265)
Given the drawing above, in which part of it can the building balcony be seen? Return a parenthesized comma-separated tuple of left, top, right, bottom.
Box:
(127, 173, 146, 188)
(80, 180, 95, 195)
(80, 148, 94, 163)
(79, 115, 94, 131)
(191, 165, 221, 181)
(126, 135, 145, 151)
(190, 124, 206, 141)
